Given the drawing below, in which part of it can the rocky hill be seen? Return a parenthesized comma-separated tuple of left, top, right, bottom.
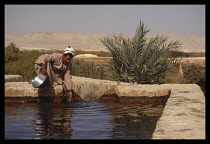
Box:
(5, 32, 205, 52)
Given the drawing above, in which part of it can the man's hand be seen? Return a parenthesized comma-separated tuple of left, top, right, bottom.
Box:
(41, 65, 47, 75)
(66, 91, 74, 102)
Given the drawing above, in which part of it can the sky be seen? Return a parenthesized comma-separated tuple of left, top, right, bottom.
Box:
(5, 5, 205, 36)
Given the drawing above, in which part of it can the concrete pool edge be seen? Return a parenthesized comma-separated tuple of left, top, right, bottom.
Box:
(152, 84, 205, 139)
(5, 75, 205, 139)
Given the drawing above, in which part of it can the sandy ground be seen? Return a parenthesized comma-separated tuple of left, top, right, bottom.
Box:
(18, 47, 53, 51)
(181, 57, 205, 65)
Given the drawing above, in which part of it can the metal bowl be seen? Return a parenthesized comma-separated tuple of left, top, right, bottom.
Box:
(32, 73, 49, 88)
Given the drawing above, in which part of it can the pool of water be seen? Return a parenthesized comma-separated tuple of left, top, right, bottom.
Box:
(5, 100, 165, 139)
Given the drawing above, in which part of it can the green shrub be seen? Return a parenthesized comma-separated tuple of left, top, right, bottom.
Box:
(5, 50, 42, 81)
(100, 21, 182, 84)
(5, 42, 19, 53)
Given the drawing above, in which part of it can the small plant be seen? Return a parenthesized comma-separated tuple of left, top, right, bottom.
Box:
(100, 21, 182, 84)
(179, 63, 205, 95)
(5, 42, 19, 53)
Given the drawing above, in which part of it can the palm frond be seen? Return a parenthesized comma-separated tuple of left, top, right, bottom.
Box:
(100, 21, 182, 84)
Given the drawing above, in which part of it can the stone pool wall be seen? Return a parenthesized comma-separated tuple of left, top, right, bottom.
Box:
(4, 75, 205, 139)
(152, 84, 205, 139)
(5, 75, 22, 82)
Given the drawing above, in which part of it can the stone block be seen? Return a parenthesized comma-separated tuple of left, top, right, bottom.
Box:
(155, 89, 171, 97)
(116, 85, 170, 98)
(5, 75, 22, 82)
(5, 82, 63, 97)
(98, 86, 119, 102)
(99, 85, 170, 104)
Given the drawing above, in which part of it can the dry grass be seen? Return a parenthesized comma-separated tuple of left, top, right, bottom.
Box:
(181, 57, 205, 66)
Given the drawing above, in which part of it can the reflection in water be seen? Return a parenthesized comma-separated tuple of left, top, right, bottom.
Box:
(34, 102, 73, 139)
(103, 102, 165, 139)
(5, 101, 165, 139)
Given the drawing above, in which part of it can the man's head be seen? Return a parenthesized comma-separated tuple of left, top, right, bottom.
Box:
(62, 46, 76, 64)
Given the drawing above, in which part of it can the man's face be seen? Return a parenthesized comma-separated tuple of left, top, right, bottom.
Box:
(62, 55, 72, 64)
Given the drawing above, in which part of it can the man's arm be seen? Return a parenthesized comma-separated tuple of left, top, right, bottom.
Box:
(63, 63, 73, 101)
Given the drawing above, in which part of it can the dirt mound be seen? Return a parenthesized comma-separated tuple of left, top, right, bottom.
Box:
(74, 54, 99, 58)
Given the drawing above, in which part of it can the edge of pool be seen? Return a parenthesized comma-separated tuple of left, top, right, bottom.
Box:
(152, 84, 205, 139)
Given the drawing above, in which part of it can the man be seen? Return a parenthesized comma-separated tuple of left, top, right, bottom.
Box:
(34, 46, 76, 102)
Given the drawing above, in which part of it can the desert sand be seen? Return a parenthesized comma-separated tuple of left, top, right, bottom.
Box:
(5, 32, 205, 52)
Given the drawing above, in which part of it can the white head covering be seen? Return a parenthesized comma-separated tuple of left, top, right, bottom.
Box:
(63, 46, 76, 57)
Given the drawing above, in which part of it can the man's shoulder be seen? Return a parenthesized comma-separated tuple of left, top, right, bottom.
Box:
(50, 53, 63, 57)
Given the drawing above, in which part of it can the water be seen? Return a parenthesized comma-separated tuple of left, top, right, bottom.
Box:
(5, 100, 165, 139)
